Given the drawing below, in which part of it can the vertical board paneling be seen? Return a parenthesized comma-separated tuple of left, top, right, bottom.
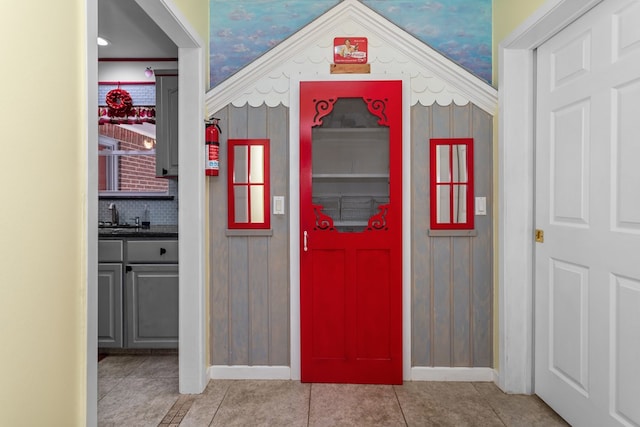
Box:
(209, 103, 290, 367)
(452, 237, 471, 366)
(430, 104, 452, 366)
(452, 105, 472, 367)
(471, 105, 493, 366)
(229, 105, 249, 139)
(229, 236, 250, 364)
(411, 102, 493, 368)
(431, 104, 452, 138)
(210, 106, 230, 364)
(452, 104, 471, 137)
(432, 237, 452, 366)
(268, 104, 290, 365)
(246, 105, 270, 365)
(411, 104, 432, 366)
(248, 104, 268, 138)
(249, 237, 269, 364)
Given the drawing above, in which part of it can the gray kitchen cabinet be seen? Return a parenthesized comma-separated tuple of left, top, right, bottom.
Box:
(98, 263, 123, 348)
(125, 239, 179, 349)
(98, 238, 178, 349)
(98, 240, 124, 348)
(125, 264, 178, 348)
(155, 70, 179, 177)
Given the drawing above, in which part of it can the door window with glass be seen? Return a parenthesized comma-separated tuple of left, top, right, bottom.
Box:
(311, 98, 390, 233)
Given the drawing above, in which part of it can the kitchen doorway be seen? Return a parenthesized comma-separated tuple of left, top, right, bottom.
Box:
(89, 0, 206, 423)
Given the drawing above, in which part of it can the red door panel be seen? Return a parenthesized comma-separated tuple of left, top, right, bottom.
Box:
(355, 249, 391, 361)
(300, 80, 402, 384)
(311, 249, 346, 360)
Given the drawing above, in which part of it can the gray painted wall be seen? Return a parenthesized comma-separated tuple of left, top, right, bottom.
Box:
(209, 102, 493, 368)
(209, 104, 290, 366)
(411, 103, 493, 367)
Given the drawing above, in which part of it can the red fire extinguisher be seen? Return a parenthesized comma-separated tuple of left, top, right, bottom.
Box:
(205, 118, 221, 176)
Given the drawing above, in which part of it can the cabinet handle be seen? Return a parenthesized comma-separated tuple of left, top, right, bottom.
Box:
(303, 231, 308, 252)
(160, 248, 167, 256)
(126, 265, 132, 273)
(162, 168, 168, 175)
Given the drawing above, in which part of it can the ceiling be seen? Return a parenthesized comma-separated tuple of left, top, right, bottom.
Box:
(98, 0, 177, 59)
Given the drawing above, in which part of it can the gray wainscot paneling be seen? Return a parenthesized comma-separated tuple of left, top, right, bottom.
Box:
(209, 101, 492, 370)
(411, 103, 493, 368)
(209, 104, 290, 366)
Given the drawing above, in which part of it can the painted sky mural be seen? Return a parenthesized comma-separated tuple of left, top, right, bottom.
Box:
(209, 0, 492, 88)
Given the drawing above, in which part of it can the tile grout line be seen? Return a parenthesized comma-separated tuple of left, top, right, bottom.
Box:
(471, 382, 507, 427)
(392, 385, 409, 426)
(158, 394, 195, 426)
(307, 383, 313, 427)
(206, 381, 233, 427)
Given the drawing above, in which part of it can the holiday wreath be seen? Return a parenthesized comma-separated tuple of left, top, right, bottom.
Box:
(105, 88, 133, 116)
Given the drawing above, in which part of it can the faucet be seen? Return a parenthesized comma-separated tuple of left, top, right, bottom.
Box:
(108, 203, 119, 225)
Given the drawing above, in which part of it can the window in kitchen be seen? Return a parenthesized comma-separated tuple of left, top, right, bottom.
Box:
(430, 138, 474, 230)
(98, 127, 169, 196)
(227, 138, 270, 229)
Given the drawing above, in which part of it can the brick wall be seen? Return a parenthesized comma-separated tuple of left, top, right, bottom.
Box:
(99, 123, 168, 192)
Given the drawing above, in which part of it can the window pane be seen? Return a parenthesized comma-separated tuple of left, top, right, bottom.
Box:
(436, 185, 451, 223)
(452, 145, 468, 182)
(250, 145, 264, 183)
(436, 145, 450, 183)
(250, 185, 264, 223)
(453, 185, 467, 223)
(98, 133, 168, 194)
(234, 185, 248, 223)
(234, 146, 248, 183)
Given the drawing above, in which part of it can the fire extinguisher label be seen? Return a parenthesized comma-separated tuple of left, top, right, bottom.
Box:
(205, 142, 220, 176)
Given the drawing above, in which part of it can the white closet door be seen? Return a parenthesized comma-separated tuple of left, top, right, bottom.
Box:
(535, 0, 640, 425)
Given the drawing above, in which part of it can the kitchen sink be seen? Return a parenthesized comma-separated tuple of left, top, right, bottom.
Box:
(99, 222, 139, 229)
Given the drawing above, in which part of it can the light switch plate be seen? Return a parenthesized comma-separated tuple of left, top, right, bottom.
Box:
(273, 196, 285, 215)
(475, 197, 487, 215)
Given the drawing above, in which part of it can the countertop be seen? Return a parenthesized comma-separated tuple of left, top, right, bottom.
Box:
(98, 224, 178, 238)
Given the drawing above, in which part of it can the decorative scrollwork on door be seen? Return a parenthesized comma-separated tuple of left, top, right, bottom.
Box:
(364, 97, 389, 126)
(367, 204, 390, 231)
(312, 204, 335, 231)
(312, 98, 337, 127)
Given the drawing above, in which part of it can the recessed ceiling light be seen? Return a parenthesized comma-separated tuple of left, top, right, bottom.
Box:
(97, 37, 110, 46)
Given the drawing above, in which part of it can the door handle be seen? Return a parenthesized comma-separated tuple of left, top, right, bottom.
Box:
(303, 231, 308, 252)
(160, 247, 167, 255)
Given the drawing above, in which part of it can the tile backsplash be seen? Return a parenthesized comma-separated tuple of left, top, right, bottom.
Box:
(99, 179, 178, 225)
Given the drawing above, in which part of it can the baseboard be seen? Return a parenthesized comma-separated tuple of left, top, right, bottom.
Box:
(208, 365, 497, 383)
(410, 367, 496, 382)
(209, 365, 291, 380)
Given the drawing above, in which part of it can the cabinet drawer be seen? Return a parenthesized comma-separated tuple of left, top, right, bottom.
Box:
(127, 240, 178, 263)
(98, 240, 123, 262)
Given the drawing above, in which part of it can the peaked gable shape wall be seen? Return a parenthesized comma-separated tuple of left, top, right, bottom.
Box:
(206, 0, 497, 115)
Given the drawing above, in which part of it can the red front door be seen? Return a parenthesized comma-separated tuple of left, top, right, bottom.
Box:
(300, 80, 402, 384)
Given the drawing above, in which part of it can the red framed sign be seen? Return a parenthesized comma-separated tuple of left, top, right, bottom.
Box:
(333, 37, 368, 64)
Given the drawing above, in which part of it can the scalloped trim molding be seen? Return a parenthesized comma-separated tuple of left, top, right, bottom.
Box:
(206, 0, 497, 116)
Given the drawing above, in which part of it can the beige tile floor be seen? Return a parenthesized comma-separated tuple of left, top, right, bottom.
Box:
(98, 355, 569, 427)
